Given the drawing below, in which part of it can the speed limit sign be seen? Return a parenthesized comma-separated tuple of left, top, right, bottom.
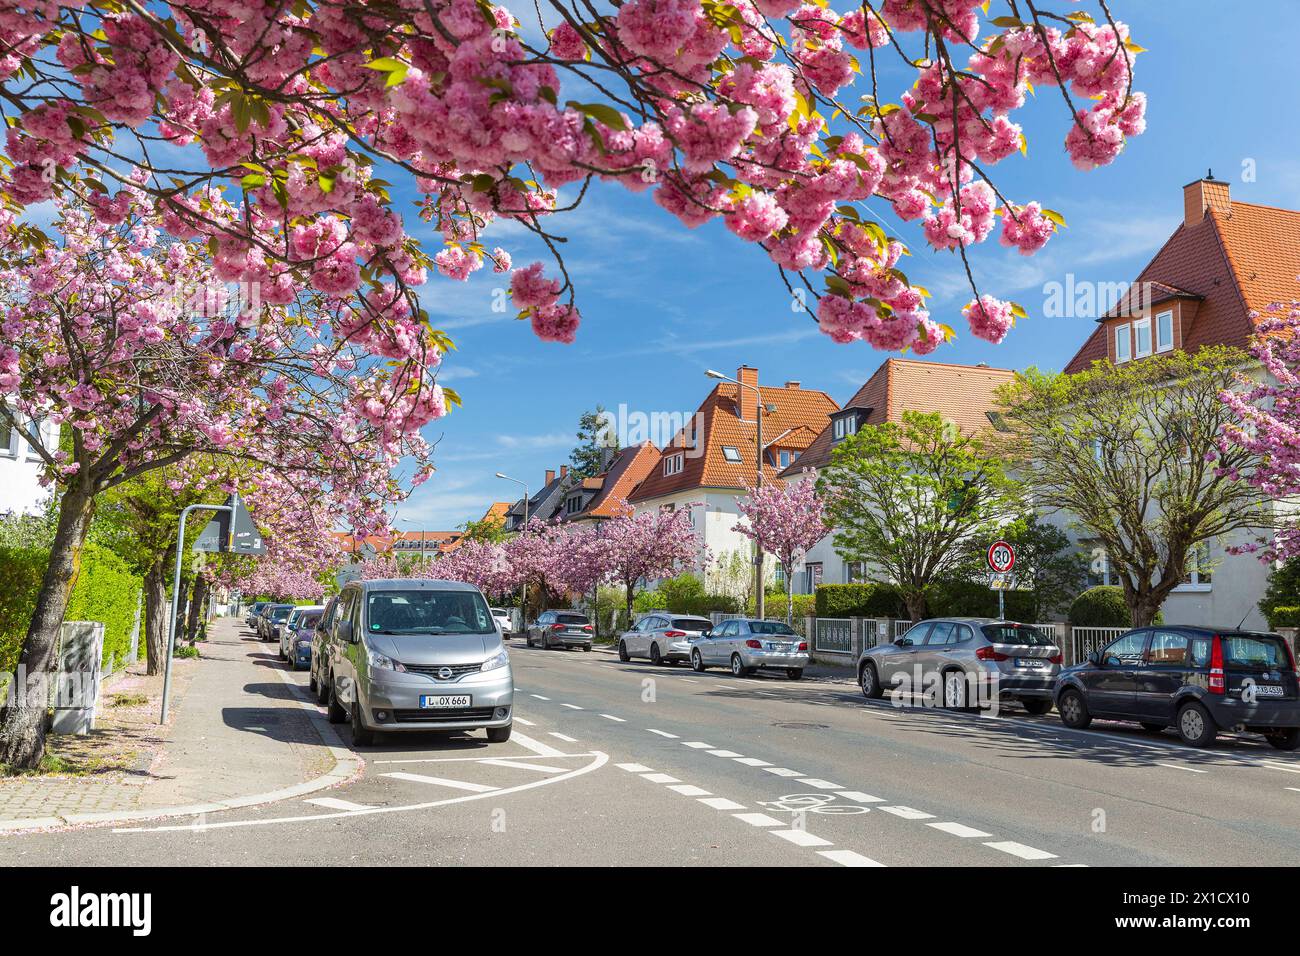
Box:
(987, 540, 1016, 574)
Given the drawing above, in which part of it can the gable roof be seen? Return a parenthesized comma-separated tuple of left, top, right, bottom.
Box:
(629, 377, 838, 502)
(1064, 196, 1300, 373)
(781, 358, 1015, 475)
(564, 442, 660, 520)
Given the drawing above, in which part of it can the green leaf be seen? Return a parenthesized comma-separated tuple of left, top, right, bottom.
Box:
(1041, 207, 1067, 228)
(566, 101, 627, 131)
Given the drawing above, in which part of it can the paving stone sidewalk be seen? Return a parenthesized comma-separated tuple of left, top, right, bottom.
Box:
(0, 616, 337, 828)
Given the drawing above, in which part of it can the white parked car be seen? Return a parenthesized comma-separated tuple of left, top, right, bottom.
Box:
(618, 613, 713, 666)
(491, 607, 513, 635)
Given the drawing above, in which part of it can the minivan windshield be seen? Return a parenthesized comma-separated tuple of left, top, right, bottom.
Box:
(366, 589, 495, 635)
(981, 623, 1052, 645)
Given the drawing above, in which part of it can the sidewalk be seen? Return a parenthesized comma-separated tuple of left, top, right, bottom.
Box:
(0, 616, 358, 831)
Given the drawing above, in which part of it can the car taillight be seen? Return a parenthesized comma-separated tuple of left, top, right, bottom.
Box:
(975, 646, 1009, 662)
(745, 639, 762, 649)
(1209, 634, 1225, 694)
(551, 623, 565, 631)
(1048, 653, 1062, 665)
(798, 642, 808, 652)
(663, 630, 686, 638)
(582, 624, 592, 632)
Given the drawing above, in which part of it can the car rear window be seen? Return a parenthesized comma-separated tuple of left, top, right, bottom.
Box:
(749, 621, 796, 636)
(981, 623, 1052, 646)
(1222, 635, 1290, 670)
(672, 618, 711, 631)
(556, 613, 589, 625)
(297, 613, 321, 630)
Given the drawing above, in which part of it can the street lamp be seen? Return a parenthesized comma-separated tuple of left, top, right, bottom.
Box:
(705, 369, 774, 619)
(496, 472, 529, 625)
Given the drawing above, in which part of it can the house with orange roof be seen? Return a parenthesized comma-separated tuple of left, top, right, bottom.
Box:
(559, 442, 660, 525)
(777, 357, 1015, 592)
(1053, 174, 1300, 630)
(627, 366, 839, 585)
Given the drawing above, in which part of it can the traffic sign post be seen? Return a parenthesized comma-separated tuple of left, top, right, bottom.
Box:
(987, 540, 1017, 620)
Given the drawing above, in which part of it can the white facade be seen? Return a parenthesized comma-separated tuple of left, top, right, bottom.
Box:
(0, 415, 53, 516)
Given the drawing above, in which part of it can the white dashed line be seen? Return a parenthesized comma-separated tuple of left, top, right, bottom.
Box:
(796, 778, 843, 790)
(641, 773, 681, 784)
(548, 732, 578, 743)
(772, 829, 832, 847)
(1156, 762, 1208, 773)
(667, 784, 712, 797)
(615, 763, 655, 773)
(984, 841, 1058, 861)
(763, 767, 804, 777)
(878, 806, 935, 820)
(682, 741, 714, 749)
(836, 791, 884, 803)
(818, 849, 886, 867)
(699, 797, 747, 811)
(480, 759, 569, 774)
(707, 750, 742, 758)
(382, 772, 497, 793)
(733, 813, 784, 828)
(514, 717, 536, 727)
(304, 797, 372, 812)
(928, 821, 992, 838)
(560, 703, 583, 710)
(1260, 761, 1300, 775)
(530, 694, 550, 700)
(734, 757, 771, 767)
(600, 714, 626, 722)
(646, 729, 679, 738)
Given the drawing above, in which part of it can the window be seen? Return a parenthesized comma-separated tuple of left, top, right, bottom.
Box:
(1133, 317, 1152, 358)
(804, 561, 822, 593)
(1103, 631, 1149, 665)
(566, 494, 583, 515)
(845, 561, 866, 584)
(1114, 322, 1132, 363)
(832, 413, 858, 441)
(0, 415, 13, 457)
(1179, 543, 1212, 589)
(721, 445, 742, 463)
(1156, 310, 1174, 352)
(778, 450, 794, 469)
(925, 622, 956, 646)
(1147, 631, 1189, 666)
(663, 452, 684, 476)
(773, 562, 786, 586)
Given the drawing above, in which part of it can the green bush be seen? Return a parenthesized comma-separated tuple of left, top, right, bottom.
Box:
(925, 578, 1038, 621)
(634, 574, 738, 616)
(1068, 585, 1161, 627)
(1268, 606, 1300, 629)
(815, 583, 906, 618)
(0, 543, 141, 674)
(1261, 559, 1300, 623)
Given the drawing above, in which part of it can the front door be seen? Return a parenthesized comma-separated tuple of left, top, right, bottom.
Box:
(1134, 629, 1193, 721)
(1088, 630, 1150, 717)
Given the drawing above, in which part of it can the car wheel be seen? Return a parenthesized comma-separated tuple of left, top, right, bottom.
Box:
(1021, 699, 1053, 716)
(525, 633, 534, 648)
(308, 672, 318, 694)
(487, 724, 512, 743)
(350, 699, 375, 747)
(1057, 688, 1091, 729)
(1140, 722, 1166, 733)
(1266, 728, 1300, 751)
(730, 654, 748, 677)
(786, 668, 803, 681)
(691, 650, 707, 673)
(618, 641, 630, 662)
(860, 662, 882, 700)
(650, 644, 663, 666)
(315, 671, 331, 706)
(326, 677, 346, 724)
(1176, 701, 1217, 748)
(942, 670, 968, 710)
(582, 645, 591, 653)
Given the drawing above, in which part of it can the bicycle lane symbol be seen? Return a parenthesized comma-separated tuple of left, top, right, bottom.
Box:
(758, 792, 871, 831)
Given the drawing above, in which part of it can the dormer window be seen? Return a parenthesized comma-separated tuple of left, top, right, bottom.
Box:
(1133, 317, 1152, 358)
(1114, 322, 1132, 363)
(663, 452, 684, 476)
(1156, 310, 1174, 352)
(566, 494, 583, 514)
(832, 412, 859, 441)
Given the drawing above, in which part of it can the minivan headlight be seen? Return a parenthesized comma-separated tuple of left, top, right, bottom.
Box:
(481, 649, 510, 672)
(367, 648, 405, 672)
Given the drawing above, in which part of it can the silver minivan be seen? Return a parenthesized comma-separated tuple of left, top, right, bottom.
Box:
(321, 579, 514, 746)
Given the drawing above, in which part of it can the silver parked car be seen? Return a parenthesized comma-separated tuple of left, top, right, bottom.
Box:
(857, 618, 1060, 713)
(321, 579, 514, 746)
(525, 610, 593, 651)
(690, 618, 809, 680)
(618, 613, 713, 665)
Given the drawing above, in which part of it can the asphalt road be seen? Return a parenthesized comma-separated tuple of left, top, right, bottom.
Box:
(6, 630, 1300, 867)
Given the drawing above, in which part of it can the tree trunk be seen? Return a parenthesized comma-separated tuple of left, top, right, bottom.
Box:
(904, 591, 927, 626)
(0, 485, 96, 770)
(143, 551, 172, 676)
(625, 582, 635, 632)
(185, 574, 209, 643)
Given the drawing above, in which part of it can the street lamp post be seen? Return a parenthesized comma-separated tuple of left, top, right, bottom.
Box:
(496, 472, 528, 626)
(706, 370, 771, 620)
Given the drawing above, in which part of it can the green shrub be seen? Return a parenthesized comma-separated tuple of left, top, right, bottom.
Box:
(1261, 559, 1300, 623)
(1268, 606, 1300, 629)
(173, 644, 200, 659)
(635, 574, 738, 617)
(1068, 585, 1161, 627)
(925, 578, 1038, 621)
(815, 583, 906, 618)
(0, 543, 141, 674)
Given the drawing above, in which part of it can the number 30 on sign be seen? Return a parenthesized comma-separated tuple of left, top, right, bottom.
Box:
(987, 540, 1016, 574)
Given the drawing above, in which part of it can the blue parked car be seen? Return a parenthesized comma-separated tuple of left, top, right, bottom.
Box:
(280, 605, 325, 669)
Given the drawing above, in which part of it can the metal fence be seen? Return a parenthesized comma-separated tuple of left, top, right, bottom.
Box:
(1071, 626, 1127, 663)
(894, 619, 915, 639)
(814, 618, 854, 654)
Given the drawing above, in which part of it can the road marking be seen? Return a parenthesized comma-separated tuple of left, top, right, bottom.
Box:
(530, 694, 550, 700)
(641, 773, 681, 784)
(667, 784, 712, 797)
(678, 678, 698, 683)
(382, 772, 497, 793)
(1261, 761, 1300, 774)
(1156, 762, 1208, 774)
(836, 791, 884, 803)
(560, 703, 583, 710)
(548, 732, 578, 743)
(928, 821, 992, 838)
(600, 714, 626, 722)
(818, 849, 885, 867)
(984, 841, 1058, 861)
(733, 812, 784, 827)
(772, 829, 832, 847)
(646, 729, 679, 738)
(616, 762, 655, 773)
(480, 759, 569, 774)
(514, 717, 536, 727)
(734, 757, 770, 767)
(796, 778, 843, 789)
(763, 767, 803, 777)
(707, 750, 742, 758)
(512, 731, 567, 758)
(699, 797, 747, 811)
(304, 797, 372, 812)
(682, 741, 714, 749)
(878, 806, 935, 820)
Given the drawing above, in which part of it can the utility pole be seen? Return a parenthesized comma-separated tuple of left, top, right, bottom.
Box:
(706, 370, 768, 619)
(496, 472, 529, 626)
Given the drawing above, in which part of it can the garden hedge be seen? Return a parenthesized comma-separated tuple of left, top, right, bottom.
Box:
(814, 583, 907, 618)
(1068, 585, 1160, 627)
(1268, 606, 1300, 629)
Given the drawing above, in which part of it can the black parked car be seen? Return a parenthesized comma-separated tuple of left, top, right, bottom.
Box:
(1054, 626, 1300, 750)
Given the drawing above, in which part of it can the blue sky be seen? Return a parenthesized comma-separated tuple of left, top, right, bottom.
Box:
(392, 0, 1300, 530)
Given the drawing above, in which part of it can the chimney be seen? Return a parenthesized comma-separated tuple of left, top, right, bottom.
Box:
(560, 465, 568, 478)
(737, 365, 758, 388)
(784, 380, 800, 389)
(1183, 171, 1230, 227)
(545, 469, 555, 485)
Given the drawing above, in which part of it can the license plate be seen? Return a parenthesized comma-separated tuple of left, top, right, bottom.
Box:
(420, 695, 472, 709)
(1016, 658, 1046, 669)
(767, 642, 787, 651)
(1254, 685, 1285, 698)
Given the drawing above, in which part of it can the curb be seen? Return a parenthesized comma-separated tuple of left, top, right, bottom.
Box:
(0, 663, 364, 835)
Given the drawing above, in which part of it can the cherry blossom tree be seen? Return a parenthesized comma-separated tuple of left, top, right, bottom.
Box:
(0, 1, 1144, 352)
(600, 503, 704, 623)
(0, 191, 438, 768)
(734, 473, 829, 622)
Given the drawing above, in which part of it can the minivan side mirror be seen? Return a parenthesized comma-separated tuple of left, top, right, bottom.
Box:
(337, 620, 354, 644)
(1087, 650, 1101, 666)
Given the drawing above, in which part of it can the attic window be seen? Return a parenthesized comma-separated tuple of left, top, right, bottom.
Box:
(1156, 310, 1174, 352)
(663, 452, 684, 476)
(832, 413, 858, 441)
(721, 445, 742, 463)
(1114, 322, 1132, 363)
(1133, 317, 1152, 358)
(566, 494, 583, 514)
